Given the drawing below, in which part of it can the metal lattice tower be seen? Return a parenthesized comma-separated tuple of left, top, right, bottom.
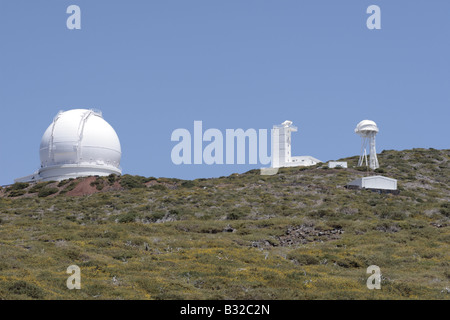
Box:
(355, 120, 379, 170)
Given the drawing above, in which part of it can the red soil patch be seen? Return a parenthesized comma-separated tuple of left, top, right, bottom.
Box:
(65, 177, 98, 197)
(65, 177, 123, 197)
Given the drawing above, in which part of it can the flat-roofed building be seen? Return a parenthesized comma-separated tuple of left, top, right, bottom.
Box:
(347, 175, 398, 193)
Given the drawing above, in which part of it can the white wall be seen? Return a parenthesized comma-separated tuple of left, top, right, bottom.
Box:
(348, 176, 397, 190)
(328, 161, 348, 168)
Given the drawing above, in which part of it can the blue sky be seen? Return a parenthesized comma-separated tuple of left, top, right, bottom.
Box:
(0, 0, 449, 184)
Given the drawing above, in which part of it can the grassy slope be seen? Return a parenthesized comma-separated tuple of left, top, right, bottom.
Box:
(0, 148, 448, 300)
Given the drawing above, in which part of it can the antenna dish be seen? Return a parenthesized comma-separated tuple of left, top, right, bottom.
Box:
(355, 120, 379, 170)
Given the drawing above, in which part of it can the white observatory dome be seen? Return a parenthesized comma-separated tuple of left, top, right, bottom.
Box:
(15, 109, 122, 183)
(355, 120, 379, 136)
(40, 109, 121, 168)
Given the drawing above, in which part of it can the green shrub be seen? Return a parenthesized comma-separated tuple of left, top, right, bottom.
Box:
(64, 181, 79, 192)
(181, 180, 196, 188)
(28, 182, 51, 193)
(107, 174, 118, 185)
(440, 203, 450, 217)
(311, 209, 336, 218)
(335, 257, 362, 268)
(144, 211, 166, 222)
(118, 212, 139, 223)
(57, 180, 70, 187)
(90, 179, 104, 190)
(112, 252, 136, 261)
(227, 208, 249, 220)
(38, 187, 59, 198)
(149, 184, 166, 191)
(7, 281, 44, 299)
(8, 189, 27, 197)
(439, 208, 450, 217)
(66, 215, 77, 222)
(7, 182, 29, 191)
(380, 210, 406, 220)
(287, 252, 320, 265)
(120, 175, 148, 189)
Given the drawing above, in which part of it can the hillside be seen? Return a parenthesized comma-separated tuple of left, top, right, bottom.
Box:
(0, 148, 448, 300)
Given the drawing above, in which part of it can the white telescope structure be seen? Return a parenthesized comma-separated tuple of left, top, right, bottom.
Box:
(355, 120, 379, 170)
(271, 120, 321, 168)
(15, 109, 122, 182)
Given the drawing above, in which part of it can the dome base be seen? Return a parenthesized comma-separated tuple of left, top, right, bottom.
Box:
(15, 164, 121, 183)
(38, 164, 121, 182)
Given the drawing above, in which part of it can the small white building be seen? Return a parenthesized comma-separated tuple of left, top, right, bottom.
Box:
(328, 161, 348, 168)
(290, 156, 322, 167)
(347, 175, 397, 191)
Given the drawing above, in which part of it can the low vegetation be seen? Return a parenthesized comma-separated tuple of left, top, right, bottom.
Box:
(0, 148, 448, 299)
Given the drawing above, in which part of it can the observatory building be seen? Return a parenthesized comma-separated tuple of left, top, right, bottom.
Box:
(355, 120, 379, 170)
(271, 120, 321, 168)
(15, 109, 122, 183)
(347, 176, 398, 193)
(328, 161, 348, 169)
(349, 120, 399, 193)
